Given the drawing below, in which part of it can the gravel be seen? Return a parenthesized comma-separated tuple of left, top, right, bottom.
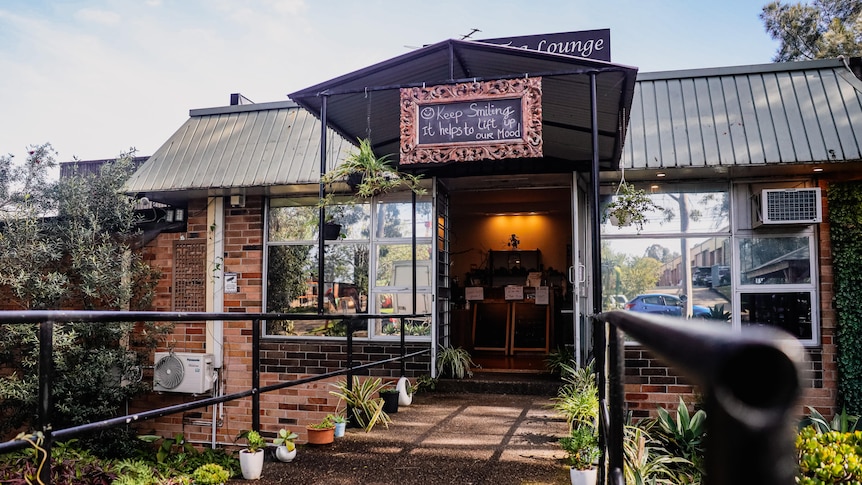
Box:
(228, 392, 570, 485)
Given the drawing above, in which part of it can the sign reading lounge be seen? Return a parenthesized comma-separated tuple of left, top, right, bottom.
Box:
(399, 78, 543, 165)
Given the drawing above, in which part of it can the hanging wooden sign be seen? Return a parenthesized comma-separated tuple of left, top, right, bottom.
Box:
(399, 77, 542, 165)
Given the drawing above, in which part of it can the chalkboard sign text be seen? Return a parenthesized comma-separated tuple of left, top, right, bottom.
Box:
(399, 78, 543, 165)
(418, 98, 523, 145)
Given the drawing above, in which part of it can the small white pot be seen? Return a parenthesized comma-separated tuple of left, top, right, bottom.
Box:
(396, 376, 413, 406)
(275, 444, 296, 462)
(570, 467, 597, 485)
(239, 449, 264, 480)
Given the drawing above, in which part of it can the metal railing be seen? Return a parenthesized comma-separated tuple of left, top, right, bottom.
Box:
(0, 310, 431, 484)
(593, 310, 804, 485)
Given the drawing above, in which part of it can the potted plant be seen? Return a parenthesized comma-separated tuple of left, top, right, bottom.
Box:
(236, 429, 266, 480)
(331, 413, 348, 438)
(330, 375, 391, 432)
(602, 181, 666, 232)
(395, 376, 414, 406)
(379, 385, 400, 414)
(560, 426, 600, 485)
(320, 137, 425, 206)
(192, 463, 231, 485)
(272, 428, 299, 462)
(306, 415, 336, 445)
(436, 345, 475, 379)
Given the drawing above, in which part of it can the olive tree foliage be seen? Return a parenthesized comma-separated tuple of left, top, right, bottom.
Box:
(761, 0, 862, 61)
(0, 144, 163, 454)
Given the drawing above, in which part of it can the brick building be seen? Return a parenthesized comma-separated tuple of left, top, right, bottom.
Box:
(115, 38, 862, 443)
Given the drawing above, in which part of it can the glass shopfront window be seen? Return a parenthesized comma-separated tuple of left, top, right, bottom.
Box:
(264, 194, 433, 339)
(601, 181, 820, 345)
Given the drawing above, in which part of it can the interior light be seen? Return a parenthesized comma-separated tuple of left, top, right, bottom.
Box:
(656, 172, 666, 177)
(813, 167, 824, 173)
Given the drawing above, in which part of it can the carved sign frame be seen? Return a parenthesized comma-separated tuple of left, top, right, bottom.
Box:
(399, 77, 543, 165)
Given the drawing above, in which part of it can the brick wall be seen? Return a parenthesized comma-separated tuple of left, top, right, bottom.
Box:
(133, 195, 432, 445)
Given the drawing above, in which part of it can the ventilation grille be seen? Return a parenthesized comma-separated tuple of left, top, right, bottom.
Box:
(759, 188, 822, 224)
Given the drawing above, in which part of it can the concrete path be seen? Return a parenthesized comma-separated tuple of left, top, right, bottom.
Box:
(236, 392, 571, 484)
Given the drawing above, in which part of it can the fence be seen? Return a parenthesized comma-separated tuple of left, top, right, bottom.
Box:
(592, 310, 804, 485)
(0, 310, 430, 484)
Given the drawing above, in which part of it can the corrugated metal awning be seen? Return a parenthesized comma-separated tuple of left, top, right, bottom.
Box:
(123, 101, 354, 203)
(623, 58, 862, 172)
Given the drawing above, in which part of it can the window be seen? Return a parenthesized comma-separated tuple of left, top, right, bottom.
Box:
(600, 181, 820, 345)
(600, 184, 732, 321)
(264, 194, 433, 339)
(735, 235, 817, 343)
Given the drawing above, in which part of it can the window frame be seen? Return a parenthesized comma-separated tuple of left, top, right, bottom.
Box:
(263, 191, 434, 341)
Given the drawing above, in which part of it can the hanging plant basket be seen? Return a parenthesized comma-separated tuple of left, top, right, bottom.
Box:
(346, 172, 364, 192)
(323, 222, 342, 240)
(603, 182, 664, 232)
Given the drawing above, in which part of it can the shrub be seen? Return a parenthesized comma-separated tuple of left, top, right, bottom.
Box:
(559, 426, 599, 470)
(192, 463, 230, 485)
(797, 426, 862, 483)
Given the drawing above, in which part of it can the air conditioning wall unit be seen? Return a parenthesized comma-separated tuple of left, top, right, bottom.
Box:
(753, 188, 822, 226)
(153, 352, 215, 394)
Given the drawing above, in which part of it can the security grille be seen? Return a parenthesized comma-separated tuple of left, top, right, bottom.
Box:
(172, 239, 206, 311)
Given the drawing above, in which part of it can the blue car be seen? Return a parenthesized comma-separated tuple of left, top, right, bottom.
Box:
(624, 293, 710, 318)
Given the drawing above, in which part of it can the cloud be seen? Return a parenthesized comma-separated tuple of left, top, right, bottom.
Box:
(74, 7, 121, 25)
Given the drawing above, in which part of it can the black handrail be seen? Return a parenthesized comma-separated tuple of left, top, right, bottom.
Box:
(593, 310, 803, 485)
(0, 310, 431, 484)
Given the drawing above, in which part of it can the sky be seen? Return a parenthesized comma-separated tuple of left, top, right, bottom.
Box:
(0, 0, 780, 162)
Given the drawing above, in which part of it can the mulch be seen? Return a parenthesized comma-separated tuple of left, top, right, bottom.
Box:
(228, 392, 571, 485)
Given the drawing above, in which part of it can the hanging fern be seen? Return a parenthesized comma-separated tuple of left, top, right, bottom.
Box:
(828, 182, 862, 414)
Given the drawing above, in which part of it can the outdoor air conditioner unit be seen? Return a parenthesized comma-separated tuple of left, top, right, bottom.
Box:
(753, 188, 822, 226)
(153, 352, 215, 394)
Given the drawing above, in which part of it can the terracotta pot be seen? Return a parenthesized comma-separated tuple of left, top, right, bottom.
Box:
(306, 426, 335, 445)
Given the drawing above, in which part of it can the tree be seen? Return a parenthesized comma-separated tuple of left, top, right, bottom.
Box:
(620, 257, 664, 299)
(761, 0, 862, 61)
(0, 144, 162, 456)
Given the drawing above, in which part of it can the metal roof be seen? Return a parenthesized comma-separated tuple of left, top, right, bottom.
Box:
(288, 38, 638, 171)
(623, 58, 862, 171)
(122, 100, 354, 202)
(125, 56, 862, 202)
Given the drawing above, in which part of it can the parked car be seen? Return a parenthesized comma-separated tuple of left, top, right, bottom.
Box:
(604, 294, 628, 310)
(624, 293, 710, 318)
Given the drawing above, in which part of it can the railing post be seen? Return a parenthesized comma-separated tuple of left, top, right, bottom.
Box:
(252, 318, 260, 432)
(347, 317, 354, 388)
(38, 319, 54, 485)
(608, 325, 625, 482)
(592, 316, 607, 485)
(400, 317, 406, 376)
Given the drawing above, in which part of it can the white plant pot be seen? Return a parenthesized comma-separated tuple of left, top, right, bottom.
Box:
(608, 213, 630, 227)
(396, 376, 413, 406)
(275, 444, 296, 462)
(570, 467, 597, 485)
(239, 449, 264, 480)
